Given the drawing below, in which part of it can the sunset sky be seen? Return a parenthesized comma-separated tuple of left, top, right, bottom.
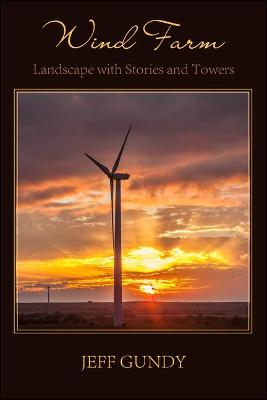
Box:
(17, 92, 250, 302)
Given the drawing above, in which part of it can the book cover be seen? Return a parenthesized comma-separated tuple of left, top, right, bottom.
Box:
(1, 1, 266, 399)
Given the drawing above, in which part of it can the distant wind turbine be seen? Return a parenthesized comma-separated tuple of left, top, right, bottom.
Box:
(47, 286, 50, 304)
(84, 125, 132, 327)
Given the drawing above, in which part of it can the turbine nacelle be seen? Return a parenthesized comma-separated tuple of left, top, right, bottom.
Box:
(112, 173, 129, 180)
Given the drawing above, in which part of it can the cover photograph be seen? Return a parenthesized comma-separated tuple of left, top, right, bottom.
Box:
(1, 1, 266, 399)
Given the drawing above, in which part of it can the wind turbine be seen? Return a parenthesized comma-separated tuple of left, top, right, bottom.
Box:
(47, 286, 50, 304)
(84, 125, 132, 328)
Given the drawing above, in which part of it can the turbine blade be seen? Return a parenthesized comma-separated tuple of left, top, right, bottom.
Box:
(84, 153, 111, 177)
(110, 178, 115, 251)
(111, 125, 132, 174)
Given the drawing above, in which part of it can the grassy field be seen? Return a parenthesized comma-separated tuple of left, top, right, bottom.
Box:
(18, 301, 249, 330)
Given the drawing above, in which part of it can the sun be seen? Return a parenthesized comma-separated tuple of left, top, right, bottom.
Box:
(140, 284, 154, 295)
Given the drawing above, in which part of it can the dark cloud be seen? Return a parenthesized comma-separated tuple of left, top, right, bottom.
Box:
(129, 153, 247, 190)
(176, 154, 247, 183)
(19, 186, 77, 204)
(18, 92, 248, 184)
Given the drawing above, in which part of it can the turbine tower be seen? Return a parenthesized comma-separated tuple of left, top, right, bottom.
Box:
(47, 286, 50, 304)
(84, 125, 132, 327)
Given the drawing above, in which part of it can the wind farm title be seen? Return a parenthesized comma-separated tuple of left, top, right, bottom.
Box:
(42, 19, 226, 51)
